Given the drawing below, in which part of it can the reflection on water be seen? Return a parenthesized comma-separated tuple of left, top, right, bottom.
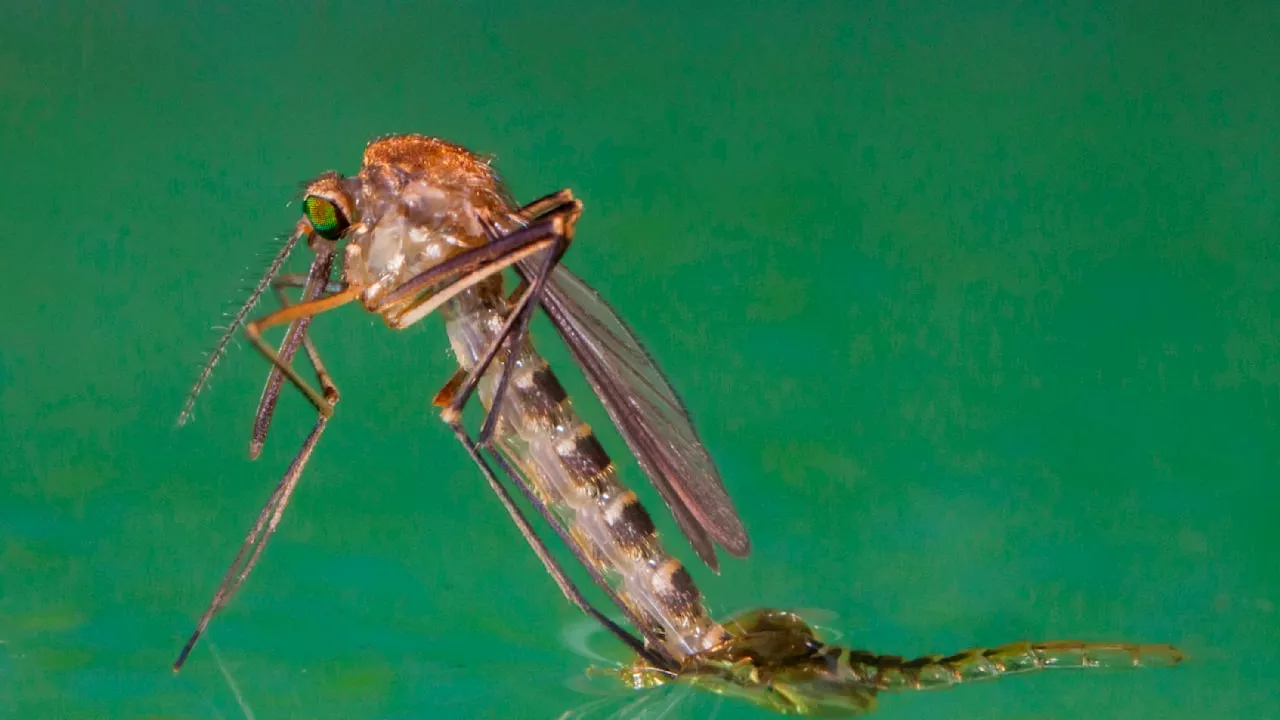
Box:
(209, 644, 257, 720)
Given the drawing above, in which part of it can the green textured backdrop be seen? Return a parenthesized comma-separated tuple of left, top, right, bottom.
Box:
(2, 2, 1277, 718)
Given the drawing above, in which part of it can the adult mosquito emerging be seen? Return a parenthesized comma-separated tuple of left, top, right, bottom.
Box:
(174, 134, 1183, 718)
(174, 134, 751, 672)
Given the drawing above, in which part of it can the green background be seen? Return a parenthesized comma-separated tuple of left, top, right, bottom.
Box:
(3, 2, 1277, 718)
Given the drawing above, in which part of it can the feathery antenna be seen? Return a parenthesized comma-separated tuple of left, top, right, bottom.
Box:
(177, 225, 305, 426)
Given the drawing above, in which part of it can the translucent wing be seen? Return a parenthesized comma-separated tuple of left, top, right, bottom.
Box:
(528, 263, 751, 571)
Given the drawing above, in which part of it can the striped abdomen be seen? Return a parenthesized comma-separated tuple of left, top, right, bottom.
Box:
(442, 283, 725, 660)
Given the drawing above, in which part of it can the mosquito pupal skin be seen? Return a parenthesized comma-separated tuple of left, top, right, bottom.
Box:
(615, 609, 1184, 717)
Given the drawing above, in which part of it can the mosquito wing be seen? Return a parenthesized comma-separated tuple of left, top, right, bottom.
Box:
(528, 263, 751, 571)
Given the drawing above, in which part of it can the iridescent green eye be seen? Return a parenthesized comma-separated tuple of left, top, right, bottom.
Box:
(303, 195, 349, 240)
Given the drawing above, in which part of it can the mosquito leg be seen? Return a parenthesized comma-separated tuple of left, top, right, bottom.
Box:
(175, 301, 342, 671)
(249, 251, 342, 458)
(442, 416, 674, 672)
(476, 233, 566, 446)
(516, 189, 575, 221)
(175, 299, 344, 670)
(174, 407, 337, 670)
(176, 256, 351, 671)
(269, 273, 348, 387)
(441, 237, 566, 443)
(243, 284, 360, 417)
(429, 276, 529, 409)
(372, 198, 581, 327)
(431, 204, 578, 434)
(485, 445, 674, 667)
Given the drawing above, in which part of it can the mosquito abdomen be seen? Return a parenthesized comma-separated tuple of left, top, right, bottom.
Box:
(443, 285, 725, 660)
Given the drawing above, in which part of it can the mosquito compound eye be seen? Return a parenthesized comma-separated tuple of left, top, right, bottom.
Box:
(303, 195, 350, 240)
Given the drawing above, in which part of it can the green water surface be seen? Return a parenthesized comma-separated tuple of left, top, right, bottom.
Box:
(2, 2, 1277, 718)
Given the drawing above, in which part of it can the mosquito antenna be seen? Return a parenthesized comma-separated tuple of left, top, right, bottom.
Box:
(177, 224, 305, 427)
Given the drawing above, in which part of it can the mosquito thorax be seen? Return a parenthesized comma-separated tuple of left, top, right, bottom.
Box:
(339, 135, 517, 298)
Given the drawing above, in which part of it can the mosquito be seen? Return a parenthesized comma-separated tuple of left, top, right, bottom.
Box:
(173, 135, 1182, 719)
(174, 134, 750, 672)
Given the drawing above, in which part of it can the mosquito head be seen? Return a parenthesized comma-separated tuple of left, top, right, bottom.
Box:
(176, 172, 354, 428)
(299, 172, 357, 251)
